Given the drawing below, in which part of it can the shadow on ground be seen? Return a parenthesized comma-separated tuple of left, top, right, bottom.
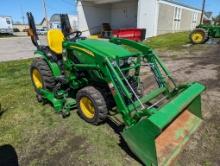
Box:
(0, 104, 8, 117)
(106, 119, 144, 165)
(0, 144, 19, 166)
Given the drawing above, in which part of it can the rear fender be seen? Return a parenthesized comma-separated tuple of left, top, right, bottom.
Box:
(34, 50, 62, 77)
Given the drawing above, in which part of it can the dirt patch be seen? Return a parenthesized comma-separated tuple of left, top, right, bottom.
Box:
(159, 44, 220, 166)
(47, 136, 89, 166)
(19, 126, 89, 166)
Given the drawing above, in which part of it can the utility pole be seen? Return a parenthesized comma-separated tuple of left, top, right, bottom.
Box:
(20, 5, 25, 24)
(41, 0, 49, 29)
(200, 0, 206, 24)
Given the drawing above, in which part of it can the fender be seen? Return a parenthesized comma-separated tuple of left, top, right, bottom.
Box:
(34, 50, 62, 77)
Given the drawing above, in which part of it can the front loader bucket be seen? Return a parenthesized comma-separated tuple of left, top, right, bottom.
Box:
(122, 83, 205, 166)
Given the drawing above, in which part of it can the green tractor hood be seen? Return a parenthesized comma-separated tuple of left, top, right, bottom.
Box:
(77, 39, 135, 59)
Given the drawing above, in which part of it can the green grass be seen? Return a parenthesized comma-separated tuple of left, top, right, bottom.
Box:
(0, 59, 140, 165)
(144, 32, 190, 50)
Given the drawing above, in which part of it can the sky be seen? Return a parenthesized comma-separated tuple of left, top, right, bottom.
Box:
(178, 0, 220, 16)
(0, 0, 219, 24)
(0, 0, 76, 24)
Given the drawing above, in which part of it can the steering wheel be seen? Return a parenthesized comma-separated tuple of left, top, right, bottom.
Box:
(67, 31, 82, 39)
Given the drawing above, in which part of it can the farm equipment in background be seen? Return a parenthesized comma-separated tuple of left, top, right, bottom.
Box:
(99, 23, 146, 41)
(101, 23, 112, 38)
(190, 0, 220, 44)
(190, 24, 220, 44)
(112, 28, 146, 42)
(27, 12, 205, 166)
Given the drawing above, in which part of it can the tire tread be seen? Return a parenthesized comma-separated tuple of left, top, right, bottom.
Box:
(76, 86, 108, 125)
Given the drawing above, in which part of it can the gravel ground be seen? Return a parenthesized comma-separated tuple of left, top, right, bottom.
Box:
(0, 36, 46, 62)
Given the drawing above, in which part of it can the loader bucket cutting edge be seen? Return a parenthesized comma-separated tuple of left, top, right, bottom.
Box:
(122, 83, 205, 166)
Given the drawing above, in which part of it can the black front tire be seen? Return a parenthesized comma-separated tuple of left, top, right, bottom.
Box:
(76, 86, 108, 125)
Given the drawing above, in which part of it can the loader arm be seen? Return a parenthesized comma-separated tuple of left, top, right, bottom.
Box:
(110, 38, 175, 87)
(109, 38, 206, 166)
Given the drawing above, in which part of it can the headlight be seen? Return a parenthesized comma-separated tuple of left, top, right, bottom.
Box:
(119, 59, 125, 66)
(118, 57, 133, 67)
(127, 57, 133, 64)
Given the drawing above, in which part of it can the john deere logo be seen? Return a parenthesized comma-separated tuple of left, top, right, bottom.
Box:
(71, 46, 95, 57)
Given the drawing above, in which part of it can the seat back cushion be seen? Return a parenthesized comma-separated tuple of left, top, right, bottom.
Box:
(47, 29, 64, 54)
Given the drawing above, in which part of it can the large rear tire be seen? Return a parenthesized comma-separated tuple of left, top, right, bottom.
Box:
(190, 28, 209, 44)
(30, 58, 56, 91)
(76, 86, 108, 125)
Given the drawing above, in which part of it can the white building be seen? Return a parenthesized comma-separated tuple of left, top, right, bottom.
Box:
(77, 0, 202, 38)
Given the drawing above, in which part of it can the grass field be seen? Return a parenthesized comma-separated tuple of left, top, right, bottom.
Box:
(0, 60, 141, 165)
(144, 32, 190, 50)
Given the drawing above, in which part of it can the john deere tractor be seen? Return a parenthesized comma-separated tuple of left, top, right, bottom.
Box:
(27, 12, 205, 165)
(190, 24, 220, 44)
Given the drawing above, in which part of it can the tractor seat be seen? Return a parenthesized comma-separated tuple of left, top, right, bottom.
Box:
(47, 29, 64, 54)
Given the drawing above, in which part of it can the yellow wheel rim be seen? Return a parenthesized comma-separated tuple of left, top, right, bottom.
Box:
(32, 69, 43, 89)
(80, 97, 95, 119)
(192, 32, 204, 43)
